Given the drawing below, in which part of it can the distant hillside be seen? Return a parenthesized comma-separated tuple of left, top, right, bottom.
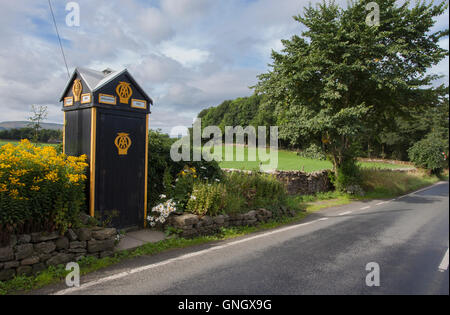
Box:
(0, 121, 63, 130)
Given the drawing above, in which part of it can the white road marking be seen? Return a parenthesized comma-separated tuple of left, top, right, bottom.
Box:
(360, 206, 371, 210)
(339, 211, 352, 216)
(54, 217, 330, 295)
(438, 248, 449, 272)
(376, 202, 388, 206)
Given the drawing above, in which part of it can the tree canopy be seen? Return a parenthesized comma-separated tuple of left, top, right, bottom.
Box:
(254, 0, 449, 171)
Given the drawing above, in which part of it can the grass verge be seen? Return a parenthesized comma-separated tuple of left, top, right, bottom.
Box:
(0, 170, 445, 295)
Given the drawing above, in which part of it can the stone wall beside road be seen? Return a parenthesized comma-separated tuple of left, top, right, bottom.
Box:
(223, 169, 333, 195)
(0, 227, 117, 281)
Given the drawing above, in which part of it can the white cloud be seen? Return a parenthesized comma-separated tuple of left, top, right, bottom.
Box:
(160, 44, 210, 68)
(0, 0, 447, 131)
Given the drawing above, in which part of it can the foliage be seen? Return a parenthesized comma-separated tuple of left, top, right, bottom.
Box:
(147, 129, 223, 209)
(186, 172, 287, 217)
(331, 157, 363, 193)
(27, 105, 48, 143)
(0, 140, 88, 240)
(408, 135, 448, 175)
(360, 168, 440, 198)
(297, 144, 327, 160)
(254, 0, 448, 172)
(187, 182, 228, 216)
(0, 128, 62, 143)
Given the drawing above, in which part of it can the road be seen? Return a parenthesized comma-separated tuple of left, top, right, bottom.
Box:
(45, 182, 449, 295)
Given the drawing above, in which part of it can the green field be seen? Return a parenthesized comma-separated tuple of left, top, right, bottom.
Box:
(207, 145, 411, 172)
(0, 139, 58, 148)
(1, 141, 411, 172)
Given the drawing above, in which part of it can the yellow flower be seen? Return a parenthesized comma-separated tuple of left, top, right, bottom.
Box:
(9, 189, 19, 198)
(45, 171, 59, 182)
(30, 185, 40, 191)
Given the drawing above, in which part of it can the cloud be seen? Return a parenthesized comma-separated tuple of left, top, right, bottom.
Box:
(137, 7, 175, 44)
(0, 0, 447, 134)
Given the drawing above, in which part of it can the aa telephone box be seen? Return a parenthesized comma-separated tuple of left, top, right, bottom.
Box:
(60, 67, 153, 229)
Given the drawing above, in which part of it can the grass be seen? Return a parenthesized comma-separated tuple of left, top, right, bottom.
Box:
(1, 168, 444, 295)
(209, 145, 411, 172)
(0, 139, 58, 148)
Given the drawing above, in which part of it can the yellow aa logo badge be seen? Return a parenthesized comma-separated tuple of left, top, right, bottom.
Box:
(116, 82, 133, 104)
(114, 133, 132, 155)
(72, 79, 83, 102)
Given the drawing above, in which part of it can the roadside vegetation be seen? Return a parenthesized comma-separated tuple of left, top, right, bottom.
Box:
(214, 145, 411, 172)
(0, 166, 443, 295)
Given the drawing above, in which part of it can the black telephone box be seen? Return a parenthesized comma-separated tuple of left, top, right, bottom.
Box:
(60, 67, 153, 229)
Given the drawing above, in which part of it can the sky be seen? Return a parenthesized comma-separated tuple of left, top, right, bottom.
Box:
(0, 0, 448, 134)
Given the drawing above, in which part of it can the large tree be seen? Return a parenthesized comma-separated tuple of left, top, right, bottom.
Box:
(255, 0, 448, 175)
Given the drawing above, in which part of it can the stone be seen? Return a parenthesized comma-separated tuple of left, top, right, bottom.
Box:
(38, 253, 53, 263)
(34, 241, 56, 254)
(172, 214, 199, 227)
(0, 246, 14, 262)
(66, 229, 78, 241)
(16, 266, 33, 276)
(213, 215, 225, 225)
(76, 228, 92, 241)
(46, 253, 73, 267)
(245, 210, 257, 219)
(0, 269, 15, 281)
(15, 244, 34, 260)
(87, 239, 115, 253)
(55, 237, 69, 250)
(17, 234, 31, 244)
(70, 241, 86, 249)
(9, 235, 17, 247)
(3, 261, 19, 269)
(68, 248, 87, 254)
(21, 256, 40, 266)
(31, 232, 59, 243)
(200, 216, 214, 226)
(32, 263, 46, 274)
(92, 228, 116, 240)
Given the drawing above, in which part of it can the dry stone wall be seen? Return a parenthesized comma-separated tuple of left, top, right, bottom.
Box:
(168, 208, 297, 238)
(0, 227, 117, 281)
(223, 169, 333, 195)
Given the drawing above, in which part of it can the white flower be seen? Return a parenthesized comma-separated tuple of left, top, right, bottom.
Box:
(190, 195, 197, 200)
(201, 166, 207, 170)
(215, 179, 221, 182)
(150, 222, 156, 227)
(159, 194, 167, 199)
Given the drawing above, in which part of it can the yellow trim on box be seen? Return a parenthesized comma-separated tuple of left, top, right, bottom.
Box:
(63, 112, 66, 154)
(81, 93, 92, 104)
(90, 107, 97, 218)
(64, 97, 74, 107)
(131, 99, 147, 110)
(144, 114, 149, 227)
(98, 93, 117, 105)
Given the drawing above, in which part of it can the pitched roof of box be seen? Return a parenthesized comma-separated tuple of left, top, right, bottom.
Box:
(59, 67, 153, 104)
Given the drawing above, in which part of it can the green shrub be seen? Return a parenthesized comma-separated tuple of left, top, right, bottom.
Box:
(185, 172, 287, 217)
(408, 136, 447, 175)
(0, 140, 88, 242)
(297, 144, 327, 160)
(332, 157, 363, 193)
(147, 130, 223, 209)
(225, 172, 286, 210)
(187, 182, 228, 216)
